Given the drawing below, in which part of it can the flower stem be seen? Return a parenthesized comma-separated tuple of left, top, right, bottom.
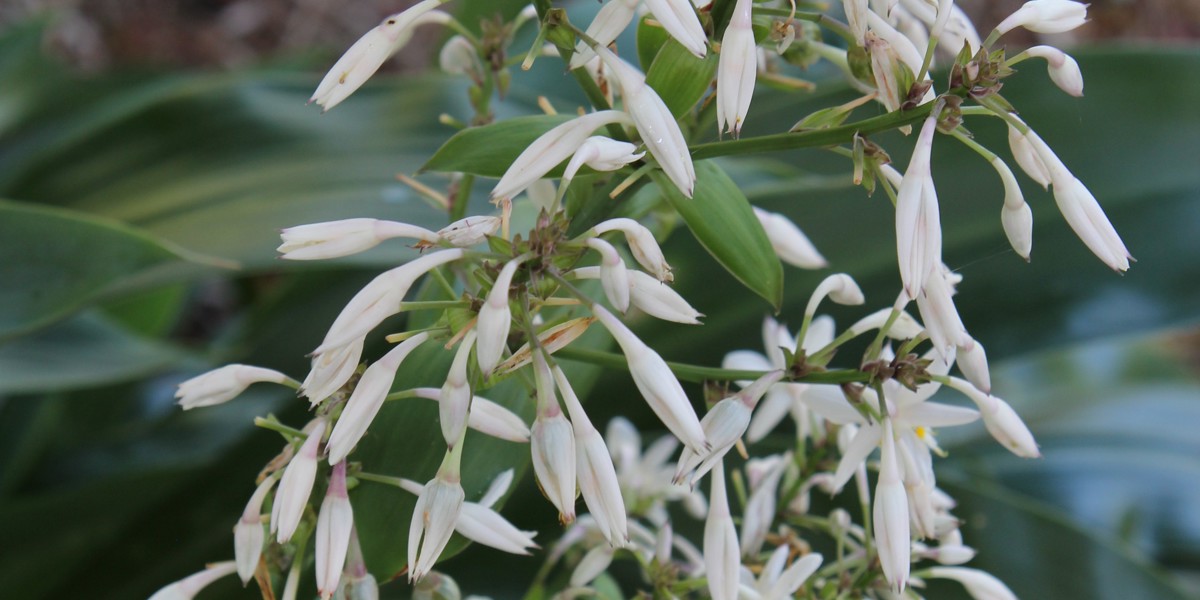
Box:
(554, 346, 869, 385)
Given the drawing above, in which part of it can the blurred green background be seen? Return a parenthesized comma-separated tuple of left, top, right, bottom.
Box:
(0, 1, 1198, 598)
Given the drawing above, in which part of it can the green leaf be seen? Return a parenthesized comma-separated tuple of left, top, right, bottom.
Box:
(636, 15, 671, 72)
(0, 200, 227, 339)
(652, 160, 783, 309)
(645, 38, 717, 119)
(423, 114, 574, 177)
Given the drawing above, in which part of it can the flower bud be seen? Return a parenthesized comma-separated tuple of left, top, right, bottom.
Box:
(991, 157, 1033, 260)
(531, 353, 577, 523)
(568, 0, 639, 70)
(844, 0, 869, 43)
(234, 475, 276, 584)
(476, 259, 520, 375)
(1025, 45, 1084, 97)
(437, 216, 501, 247)
(302, 338, 365, 405)
(1006, 119, 1051, 189)
(956, 336, 991, 394)
(438, 35, 478, 77)
(408, 470, 466, 582)
(555, 366, 628, 545)
(740, 453, 786, 558)
(848, 307, 924, 339)
(675, 371, 783, 486)
(642, 0, 708, 59)
(148, 561, 238, 600)
(703, 461, 740, 600)
(440, 331, 476, 448)
(587, 238, 631, 313)
(278, 218, 439, 260)
(716, 0, 757, 137)
(996, 0, 1088, 35)
(806, 273, 865, 317)
(896, 114, 943, 299)
(316, 461, 354, 599)
(753, 207, 828, 269)
(272, 419, 327, 544)
(928, 566, 1018, 600)
(561, 137, 645, 193)
(874, 420, 911, 592)
(914, 265, 970, 357)
(946, 377, 1040, 458)
(576, 267, 704, 324)
(175, 365, 290, 410)
(593, 218, 673, 282)
(491, 111, 632, 201)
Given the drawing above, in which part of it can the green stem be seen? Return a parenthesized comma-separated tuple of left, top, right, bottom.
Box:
(355, 471, 409, 489)
(399, 300, 472, 311)
(554, 346, 869, 385)
(753, 8, 857, 44)
(430, 266, 459, 298)
(383, 388, 421, 402)
(253, 416, 305, 441)
(950, 128, 998, 162)
(862, 307, 901, 364)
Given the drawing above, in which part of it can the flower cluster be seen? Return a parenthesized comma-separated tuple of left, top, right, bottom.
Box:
(153, 1, 1122, 599)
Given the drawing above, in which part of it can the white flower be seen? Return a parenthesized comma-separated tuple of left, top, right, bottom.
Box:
(956, 336, 992, 394)
(848, 307, 925, 340)
(896, 114, 943, 299)
(570, 546, 616, 587)
(874, 420, 910, 592)
(717, 0, 757, 137)
(175, 364, 290, 410)
(574, 267, 702, 324)
(530, 352, 578, 523)
(337, 529, 378, 600)
(326, 333, 431, 465)
(753, 207, 828, 269)
(440, 331, 477, 448)
(234, 475, 276, 585)
(587, 237, 631, 313)
(740, 454, 787, 557)
(992, 157, 1034, 260)
(408, 470, 465, 582)
(592, 218, 673, 282)
(674, 370, 784, 487)
(310, 0, 450, 111)
(643, 0, 709, 58)
(396, 470, 538, 555)
(437, 215, 501, 247)
(409, 388, 531, 443)
(996, 0, 1088, 35)
(315, 249, 466, 353)
(806, 273, 866, 317)
(555, 366, 629, 546)
(477, 258, 520, 375)
(867, 11, 925, 72)
(491, 111, 633, 202)
(704, 461, 740, 600)
(927, 566, 1019, 600)
(316, 461, 354, 599)
(277, 218, 440, 260)
(1006, 118, 1051, 189)
(1024, 45, 1084, 97)
(272, 419, 327, 543)
(914, 264, 970, 356)
(438, 35, 479, 77)
(301, 338, 365, 406)
(844, 0, 870, 43)
(593, 46, 696, 197)
(593, 306, 708, 452)
(568, 0, 640, 70)
(561, 136, 645, 193)
(740, 545, 823, 600)
(946, 376, 1040, 458)
(148, 561, 238, 600)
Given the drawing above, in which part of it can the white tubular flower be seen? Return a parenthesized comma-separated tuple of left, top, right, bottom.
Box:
(957, 336, 992, 394)
(593, 46, 696, 197)
(806, 273, 866, 317)
(561, 136, 645, 193)
(848, 307, 925, 339)
(339, 528, 378, 600)
(148, 561, 238, 600)
(675, 371, 784, 487)
(440, 331, 477, 448)
(437, 216, 502, 248)
(555, 366, 629, 546)
(531, 352, 578, 524)
(991, 156, 1034, 261)
(278, 218, 440, 260)
(928, 567, 1018, 600)
(896, 114, 942, 299)
(526, 178, 560, 215)
(571, 546, 616, 587)
(593, 218, 673, 282)
(643, 0, 709, 58)
(740, 454, 787, 558)
(946, 377, 1040, 458)
(310, 0, 449, 111)
(496, 317, 597, 374)
(996, 0, 1088, 35)
(477, 258, 520, 375)
(704, 461, 740, 600)
(867, 11, 925, 73)
(491, 110, 632, 201)
(914, 264, 970, 356)
(569, 0, 640, 70)
(753, 207, 828, 269)
(396, 470, 539, 556)
(717, 0, 756, 137)
(438, 35, 478, 77)
(273, 419, 327, 544)
(326, 333, 431, 465)
(234, 475, 275, 585)
(410, 388, 531, 443)
(302, 338, 364, 405)
(175, 364, 290, 410)
(1006, 119, 1052, 189)
(576, 268, 704, 324)
(316, 249, 466, 353)
(593, 306, 708, 452)
(1026, 129, 1131, 271)
(874, 420, 910, 592)
(587, 237, 631, 313)
(316, 461, 354, 599)
(844, 0, 870, 43)
(749, 545, 824, 600)
(1024, 45, 1084, 97)
(408, 469, 466, 582)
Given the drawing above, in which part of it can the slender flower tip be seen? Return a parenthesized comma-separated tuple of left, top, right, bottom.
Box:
(175, 364, 290, 410)
(996, 0, 1089, 35)
(148, 561, 239, 600)
(1025, 45, 1084, 97)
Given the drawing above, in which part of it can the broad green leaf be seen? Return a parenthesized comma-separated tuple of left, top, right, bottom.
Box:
(636, 15, 671, 72)
(0, 200, 227, 339)
(652, 160, 783, 309)
(645, 37, 718, 119)
(423, 114, 574, 177)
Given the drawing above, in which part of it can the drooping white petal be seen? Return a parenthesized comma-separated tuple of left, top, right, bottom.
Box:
(895, 115, 942, 299)
(704, 461, 740, 600)
(316, 461, 354, 599)
(273, 419, 327, 544)
(301, 338, 365, 405)
(569, 0, 641, 70)
(928, 566, 1019, 600)
(643, 0, 709, 58)
(437, 215, 502, 247)
(440, 331, 477, 448)
(407, 473, 465, 582)
(278, 218, 440, 260)
(1025, 45, 1084, 97)
(593, 218, 674, 282)
(717, 0, 757, 137)
(996, 0, 1089, 35)
(753, 207, 828, 269)
(234, 476, 276, 585)
(873, 420, 911, 592)
(176, 365, 290, 410)
(587, 238, 631, 313)
(491, 111, 633, 201)
(555, 366, 628, 545)
(477, 259, 521, 375)
(148, 561, 238, 600)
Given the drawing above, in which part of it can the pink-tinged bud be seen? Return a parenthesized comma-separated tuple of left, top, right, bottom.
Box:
(914, 265, 970, 357)
(849, 307, 925, 339)
(753, 207, 828, 269)
(477, 259, 520, 375)
(1025, 45, 1084, 97)
(554, 366, 628, 545)
(593, 47, 696, 197)
(570, 546, 616, 587)
(946, 377, 1040, 458)
(234, 475, 276, 584)
(568, 0, 640, 70)
(339, 528, 379, 600)
(326, 333, 430, 464)
(278, 218, 439, 260)
(643, 0, 709, 58)
(1006, 120, 1051, 189)
(437, 215, 501, 248)
(531, 352, 578, 523)
(703, 461, 740, 600)
(996, 0, 1088, 35)
(407, 470, 465, 582)
(716, 0, 756, 137)
(272, 419, 327, 544)
(440, 331, 477, 448)
(562, 137, 645, 193)
(874, 420, 911, 592)
(896, 114, 943, 299)
(806, 273, 865, 318)
(675, 371, 783, 486)
(491, 111, 632, 201)
(928, 566, 1018, 600)
(991, 157, 1034, 260)
(311, 1, 449, 111)
(593, 306, 708, 452)
(148, 561, 238, 600)
(316, 249, 466, 353)
(956, 337, 991, 394)
(175, 364, 290, 410)
(593, 218, 674, 282)
(316, 462, 354, 599)
(587, 238, 631, 313)
(302, 338, 365, 405)
(740, 453, 787, 558)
